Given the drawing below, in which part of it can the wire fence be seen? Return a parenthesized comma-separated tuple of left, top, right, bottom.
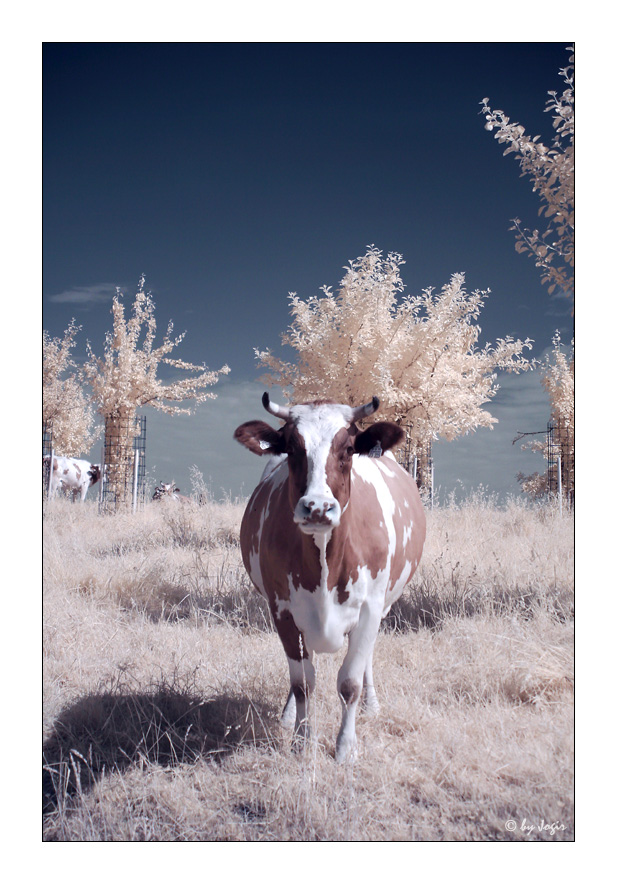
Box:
(547, 418, 574, 508)
(394, 425, 434, 506)
(98, 414, 147, 513)
(43, 420, 54, 501)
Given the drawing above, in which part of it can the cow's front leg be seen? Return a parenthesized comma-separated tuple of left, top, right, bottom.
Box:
(287, 655, 316, 750)
(273, 606, 315, 750)
(335, 602, 381, 763)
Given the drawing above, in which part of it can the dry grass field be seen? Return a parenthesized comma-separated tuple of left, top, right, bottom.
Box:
(43, 491, 574, 841)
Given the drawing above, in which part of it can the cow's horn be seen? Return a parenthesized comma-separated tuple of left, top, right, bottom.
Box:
(352, 397, 380, 421)
(262, 392, 291, 420)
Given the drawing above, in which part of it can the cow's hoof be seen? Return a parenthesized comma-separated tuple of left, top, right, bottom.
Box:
(335, 735, 358, 765)
(361, 696, 380, 717)
(291, 722, 310, 753)
(280, 700, 296, 729)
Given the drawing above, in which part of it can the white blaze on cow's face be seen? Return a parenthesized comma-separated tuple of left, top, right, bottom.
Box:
(286, 403, 356, 535)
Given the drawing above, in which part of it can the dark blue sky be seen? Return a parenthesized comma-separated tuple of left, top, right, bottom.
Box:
(43, 42, 573, 500)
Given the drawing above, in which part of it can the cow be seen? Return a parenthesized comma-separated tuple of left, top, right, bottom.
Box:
(234, 393, 426, 763)
(44, 455, 101, 502)
(152, 482, 192, 504)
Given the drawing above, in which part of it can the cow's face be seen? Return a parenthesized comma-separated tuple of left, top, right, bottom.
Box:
(234, 396, 405, 536)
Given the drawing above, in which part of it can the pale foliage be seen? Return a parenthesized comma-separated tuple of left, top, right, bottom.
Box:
(517, 468, 549, 501)
(542, 331, 574, 429)
(256, 247, 532, 448)
(43, 319, 101, 455)
(83, 275, 230, 420)
(481, 48, 574, 299)
(517, 332, 574, 498)
(82, 276, 229, 505)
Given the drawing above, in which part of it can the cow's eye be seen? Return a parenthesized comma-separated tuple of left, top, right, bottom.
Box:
(346, 446, 355, 457)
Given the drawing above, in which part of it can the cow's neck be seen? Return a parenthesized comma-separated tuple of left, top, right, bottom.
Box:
(297, 507, 351, 593)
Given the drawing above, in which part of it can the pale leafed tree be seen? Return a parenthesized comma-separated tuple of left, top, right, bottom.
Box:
(83, 276, 230, 505)
(482, 49, 575, 499)
(256, 246, 533, 459)
(481, 48, 574, 301)
(542, 331, 574, 429)
(43, 319, 101, 455)
(517, 331, 574, 499)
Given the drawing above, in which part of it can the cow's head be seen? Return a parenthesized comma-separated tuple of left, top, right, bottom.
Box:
(234, 393, 404, 535)
(154, 482, 176, 496)
(88, 464, 102, 486)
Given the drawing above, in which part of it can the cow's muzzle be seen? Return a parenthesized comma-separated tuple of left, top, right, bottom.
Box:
(294, 494, 341, 533)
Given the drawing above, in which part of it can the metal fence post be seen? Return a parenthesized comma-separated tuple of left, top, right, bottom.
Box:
(48, 448, 55, 501)
(431, 462, 434, 511)
(132, 449, 140, 514)
(99, 446, 105, 508)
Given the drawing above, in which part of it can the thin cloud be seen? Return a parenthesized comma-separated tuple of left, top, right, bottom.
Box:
(48, 283, 119, 306)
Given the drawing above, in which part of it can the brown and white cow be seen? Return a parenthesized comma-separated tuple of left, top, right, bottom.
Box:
(152, 482, 192, 504)
(234, 393, 425, 763)
(44, 455, 101, 502)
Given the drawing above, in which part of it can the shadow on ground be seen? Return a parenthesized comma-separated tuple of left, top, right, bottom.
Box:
(43, 685, 279, 814)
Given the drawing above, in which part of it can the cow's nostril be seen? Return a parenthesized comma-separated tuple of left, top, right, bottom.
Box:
(297, 496, 338, 524)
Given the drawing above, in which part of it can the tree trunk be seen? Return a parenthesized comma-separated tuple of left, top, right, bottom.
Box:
(103, 409, 138, 511)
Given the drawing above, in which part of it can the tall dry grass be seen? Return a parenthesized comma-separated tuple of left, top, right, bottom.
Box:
(43, 492, 573, 841)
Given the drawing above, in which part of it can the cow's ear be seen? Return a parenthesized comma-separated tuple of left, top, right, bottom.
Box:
(355, 422, 405, 456)
(234, 420, 285, 456)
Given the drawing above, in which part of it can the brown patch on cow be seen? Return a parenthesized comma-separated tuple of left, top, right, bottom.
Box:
(53, 458, 58, 471)
(63, 468, 69, 475)
(273, 607, 307, 662)
(240, 471, 285, 565)
(338, 678, 360, 706)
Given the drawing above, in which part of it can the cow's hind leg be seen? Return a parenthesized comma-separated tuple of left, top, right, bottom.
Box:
(362, 652, 380, 715)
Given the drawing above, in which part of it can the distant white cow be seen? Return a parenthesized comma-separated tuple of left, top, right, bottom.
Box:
(152, 482, 192, 504)
(45, 455, 102, 502)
